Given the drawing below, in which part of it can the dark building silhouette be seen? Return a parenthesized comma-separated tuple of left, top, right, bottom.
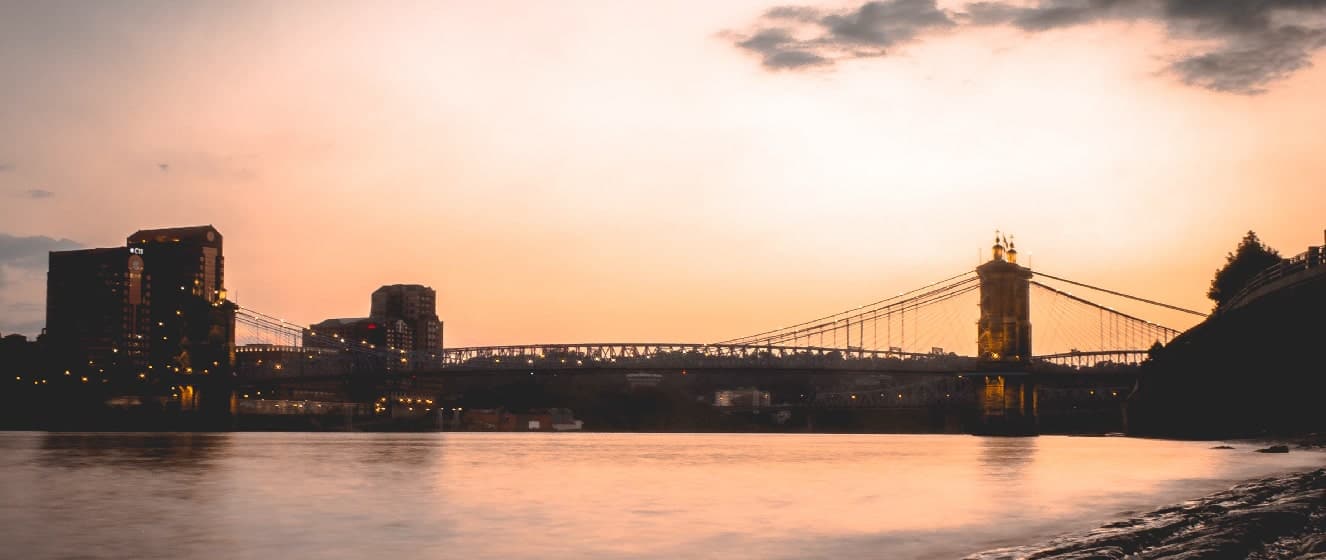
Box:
(45, 247, 150, 381)
(303, 284, 443, 371)
(127, 226, 235, 384)
(46, 225, 236, 402)
(306, 317, 412, 353)
(370, 284, 443, 352)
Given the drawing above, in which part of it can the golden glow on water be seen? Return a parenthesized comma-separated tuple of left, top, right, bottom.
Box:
(1, 432, 1322, 559)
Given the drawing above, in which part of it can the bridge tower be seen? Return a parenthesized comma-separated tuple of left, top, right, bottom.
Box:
(974, 233, 1037, 435)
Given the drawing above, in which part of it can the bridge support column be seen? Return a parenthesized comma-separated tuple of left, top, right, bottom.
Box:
(973, 374, 1038, 436)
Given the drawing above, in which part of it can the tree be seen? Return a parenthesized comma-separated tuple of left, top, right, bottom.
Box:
(1207, 231, 1282, 308)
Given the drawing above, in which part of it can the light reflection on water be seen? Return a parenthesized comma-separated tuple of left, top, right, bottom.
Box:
(1, 432, 1321, 559)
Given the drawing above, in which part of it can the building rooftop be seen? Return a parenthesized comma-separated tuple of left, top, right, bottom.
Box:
(127, 225, 221, 244)
(49, 247, 124, 257)
(312, 317, 371, 326)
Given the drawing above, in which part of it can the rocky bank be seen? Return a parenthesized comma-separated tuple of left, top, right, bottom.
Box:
(968, 468, 1326, 559)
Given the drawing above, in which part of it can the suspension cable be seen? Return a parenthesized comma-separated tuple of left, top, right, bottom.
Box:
(714, 270, 976, 344)
(1033, 271, 1207, 317)
(1030, 280, 1180, 339)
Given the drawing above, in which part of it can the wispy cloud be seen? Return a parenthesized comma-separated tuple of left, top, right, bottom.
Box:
(729, 0, 1326, 94)
(0, 233, 81, 276)
(23, 189, 54, 199)
(0, 163, 13, 172)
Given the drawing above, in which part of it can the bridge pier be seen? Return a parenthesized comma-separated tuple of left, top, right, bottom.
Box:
(972, 373, 1038, 435)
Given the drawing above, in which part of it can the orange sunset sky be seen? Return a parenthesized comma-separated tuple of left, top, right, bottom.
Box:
(2, 0, 1325, 346)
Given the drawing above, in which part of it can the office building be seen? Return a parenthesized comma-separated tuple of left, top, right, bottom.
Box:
(370, 284, 443, 352)
(45, 247, 150, 381)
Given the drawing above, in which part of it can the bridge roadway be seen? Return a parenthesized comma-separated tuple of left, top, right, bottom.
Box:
(438, 343, 1149, 373)
(239, 343, 1151, 382)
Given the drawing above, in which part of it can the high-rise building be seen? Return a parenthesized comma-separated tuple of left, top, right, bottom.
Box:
(126, 226, 236, 380)
(370, 284, 443, 352)
(45, 247, 150, 381)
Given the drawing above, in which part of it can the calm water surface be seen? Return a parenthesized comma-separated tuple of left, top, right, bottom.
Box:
(1, 432, 1322, 559)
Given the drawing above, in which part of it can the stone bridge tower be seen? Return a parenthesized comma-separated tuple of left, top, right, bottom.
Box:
(977, 234, 1032, 362)
(974, 233, 1037, 435)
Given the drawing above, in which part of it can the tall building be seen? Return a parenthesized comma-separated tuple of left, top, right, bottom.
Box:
(127, 226, 236, 380)
(46, 225, 236, 397)
(45, 247, 150, 380)
(370, 284, 443, 352)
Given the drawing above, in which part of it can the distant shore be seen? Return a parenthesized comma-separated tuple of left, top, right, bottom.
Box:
(968, 465, 1326, 559)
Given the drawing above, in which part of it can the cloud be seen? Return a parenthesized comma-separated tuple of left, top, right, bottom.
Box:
(0, 235, 78, 336)
(23, 189, 54, 199)
(0, 163, 13, 172)
(159, 163, 169, 172)
(729, 0, 1326, 94)
(0, 233, 82, 275)
(733, 0, 956, 70)
(736, 28, 833, 69)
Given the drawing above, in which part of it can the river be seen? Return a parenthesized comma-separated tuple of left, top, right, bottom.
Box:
(1, 432, 1321, 559)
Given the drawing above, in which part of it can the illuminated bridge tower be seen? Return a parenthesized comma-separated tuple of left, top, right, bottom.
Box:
(974, 234, 1037, 435)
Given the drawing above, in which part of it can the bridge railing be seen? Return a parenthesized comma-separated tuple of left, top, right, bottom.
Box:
(436, 343, 979, 372)
(1222, 244, 1325, 312)
(1032, 350, 1150, 369)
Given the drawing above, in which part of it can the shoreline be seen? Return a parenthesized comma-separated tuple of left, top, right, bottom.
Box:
(967, 467, 1326, 559)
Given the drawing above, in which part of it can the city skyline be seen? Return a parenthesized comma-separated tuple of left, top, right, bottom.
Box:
(4, 1, 1326, 346)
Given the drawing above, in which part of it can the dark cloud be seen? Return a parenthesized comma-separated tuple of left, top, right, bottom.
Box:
(733, 0, 955, 70)
(823, 0, 956, 47)
(0, 163, 13, 172)
(23, 189, 54, 199)
(731, 0, 1326, 94)
(1171, 26, 1326, 93)
(159, 163, 170, 172)
(0, 233, 82, 273)
(737, 28, 833, 69)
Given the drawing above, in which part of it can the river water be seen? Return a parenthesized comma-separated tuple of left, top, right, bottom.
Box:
(1, 432, 1321, 559)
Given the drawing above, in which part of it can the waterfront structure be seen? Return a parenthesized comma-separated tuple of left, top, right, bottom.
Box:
(714, 388, 772, 408)
(235, 344, 350, 379)
(460, 407, 582, 431)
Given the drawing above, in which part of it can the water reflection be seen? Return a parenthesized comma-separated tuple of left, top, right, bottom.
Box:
(0, 433, 1321, 560)
(977, 437, 1038, 482)
(38, 432, 230, 471)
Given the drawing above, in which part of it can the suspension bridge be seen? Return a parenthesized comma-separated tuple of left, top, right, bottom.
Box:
(228, 236, 1213, 434)
(232, 239, 1203, 377)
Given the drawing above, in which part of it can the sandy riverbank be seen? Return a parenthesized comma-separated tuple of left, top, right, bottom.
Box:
(968, 467, 1326, 559)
